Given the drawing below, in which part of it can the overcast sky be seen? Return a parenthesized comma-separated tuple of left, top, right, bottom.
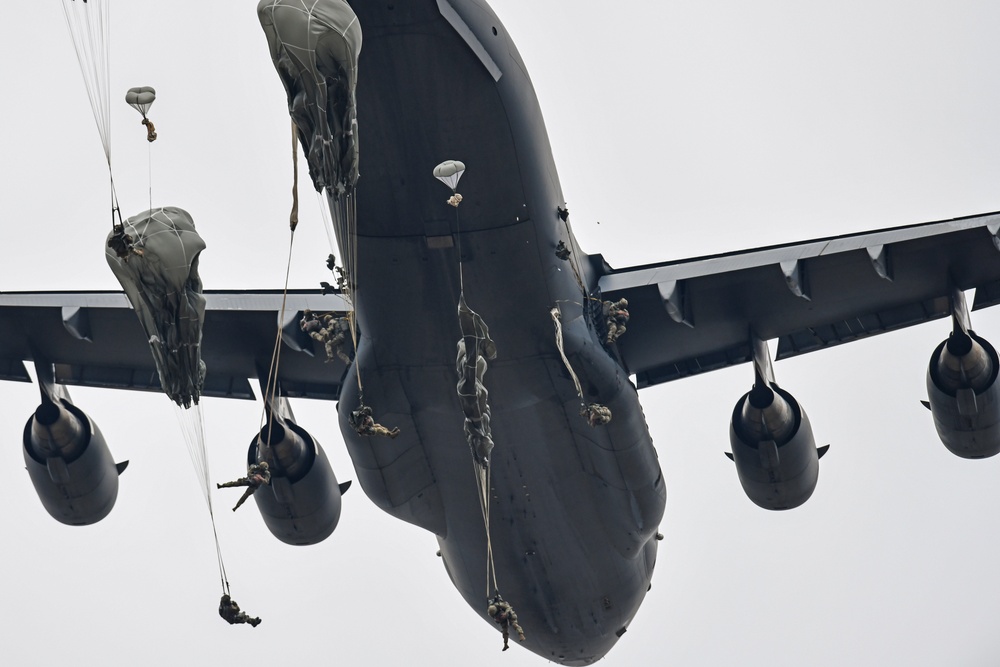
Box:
(2, 1, 1000, 665)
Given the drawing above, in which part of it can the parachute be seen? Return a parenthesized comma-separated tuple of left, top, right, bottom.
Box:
(125, 85, 157, 141)
(104, 207, 207, 408)
(433, 160, 466, 191)
(456, 296, 497, 466)
(125, 85, 155, 116)
(258, 0, 362, 198)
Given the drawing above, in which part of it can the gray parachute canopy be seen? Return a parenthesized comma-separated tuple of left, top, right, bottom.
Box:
(258, 0, 361, 197)
(125, 86, 156, 117)
(105, 207, 207, 408)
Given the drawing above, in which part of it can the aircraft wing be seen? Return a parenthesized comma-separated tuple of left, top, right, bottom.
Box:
(0, 290, 351, 400)
(597, 211, 1000, 388)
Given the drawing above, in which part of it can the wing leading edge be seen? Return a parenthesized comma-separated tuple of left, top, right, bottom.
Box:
(596, 211, 1000, 388)
(0, 290, 351, 400)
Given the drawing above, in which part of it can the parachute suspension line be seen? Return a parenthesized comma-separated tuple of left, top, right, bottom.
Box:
(254, 125, 303, 456)
(172, 403, 230, 595)
(317, 192, 339, 260)
(208, 503, 231, 597)
(321, 185, 363, 399)
(147, 139, 153, 215)
(257, 225, 298, 464)
(454, 204, 466, 297)
(473, 459, 499, 597)
(108, 172, 124, 230)
(346, 193, 363, 398)
(60, 0, 124, 230)
(61, 0, 113, 166)
(289, 122, 300, 232)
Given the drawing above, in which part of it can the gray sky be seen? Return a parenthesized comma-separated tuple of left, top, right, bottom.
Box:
(2, 1, 1000, 665)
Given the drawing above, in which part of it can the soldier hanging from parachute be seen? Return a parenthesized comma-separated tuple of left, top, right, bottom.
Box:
(488, 594, 526, 651)
(219, 594, 261, 628)
(125, 86, 157, 142)
(603, 298, 629, 345)
(300, 309, 353, 365)
(349, 404, 400, 439)
(217, 461, 272, 512)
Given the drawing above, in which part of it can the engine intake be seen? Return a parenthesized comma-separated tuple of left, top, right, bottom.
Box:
(728, 383, 827, 510)
(23, 397, 128, 525)
(926, 329, 1000, 458)
(248, 417, 350, 545)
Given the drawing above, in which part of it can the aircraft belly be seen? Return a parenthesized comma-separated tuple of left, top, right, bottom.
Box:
(339, 329, 665, 662)
(350, 219, 582, 367)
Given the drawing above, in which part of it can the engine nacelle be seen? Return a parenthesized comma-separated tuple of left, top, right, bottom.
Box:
(248, 418, 350, 545)
(926, 330, 1000, 458)
(728, 383, 827, 510)
(22, 397, 128, 525)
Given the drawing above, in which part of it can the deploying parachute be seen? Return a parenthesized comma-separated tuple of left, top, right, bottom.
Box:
(105, 207, 207, 408)
(456, 296, 497, 466)
(258, 0, 361, 198)
(125, 85, 157, 142)
(434, 160, 466, 208)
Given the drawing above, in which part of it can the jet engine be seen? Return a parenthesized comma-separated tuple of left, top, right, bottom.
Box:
(925, 329, 1000, 458)
(728, 383, 828, 510)
(22, 394, 128, 525)
(248, 416, 350, 545)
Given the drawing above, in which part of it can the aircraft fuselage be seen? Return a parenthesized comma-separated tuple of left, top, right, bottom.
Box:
(335, 2, 665, 662)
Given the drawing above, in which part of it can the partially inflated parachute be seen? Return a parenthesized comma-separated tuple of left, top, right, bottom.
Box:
(105, 207, 207, 408)
(433, 160, 466, 191)
(125, 85, 157, 141)
(258, 0, 361, 197)
(125, 86, 155, 115)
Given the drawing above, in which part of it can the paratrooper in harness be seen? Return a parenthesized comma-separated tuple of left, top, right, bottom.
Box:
(217, 461, 271, 512)
(603, 298, 629, 344)
(581, 403, 612, 427)
(107, 223, 144, 261)
(350, 404, 400, 439)
(300, 310, 353, 364)
(487, 594, 525, 651)
(218, 594, 261, 628)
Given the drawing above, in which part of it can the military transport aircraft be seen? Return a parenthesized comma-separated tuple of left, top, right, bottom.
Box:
(3, 1, 1000, 665)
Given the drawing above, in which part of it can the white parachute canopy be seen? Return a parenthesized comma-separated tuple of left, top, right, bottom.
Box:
(61, 0, 113, 165)
(434, 160, 466, 191)
(125, 85, 156, 117)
